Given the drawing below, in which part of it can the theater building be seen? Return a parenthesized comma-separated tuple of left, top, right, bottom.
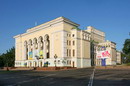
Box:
(14, 17, 121, 68)
(14, 17, 91, 68)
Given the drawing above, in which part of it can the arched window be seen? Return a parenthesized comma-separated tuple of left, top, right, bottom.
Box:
(28, 39, 33, 51)
(33, 38, 38, 49)
(44, 34, 50, 58)
(38, 36, 44, 59)
(38, 36, 43, 50)
(28, 39, 33, 60)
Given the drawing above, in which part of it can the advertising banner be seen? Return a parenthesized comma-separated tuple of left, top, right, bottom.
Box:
(29, 51, 33, 60)
(96, 50, 110, 59)
(39, 50, 43, 59)
(34, 50, 39, 59)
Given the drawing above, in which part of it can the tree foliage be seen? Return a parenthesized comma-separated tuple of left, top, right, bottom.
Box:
(122, 39, 130, 63)
(0, 47, 15, 67)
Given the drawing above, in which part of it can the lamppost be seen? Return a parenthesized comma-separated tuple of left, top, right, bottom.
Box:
(36, 55, 39, 67)
(54, 54, 57, 67)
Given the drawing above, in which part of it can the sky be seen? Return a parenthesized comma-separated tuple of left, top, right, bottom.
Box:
(0, 0, 130, 54)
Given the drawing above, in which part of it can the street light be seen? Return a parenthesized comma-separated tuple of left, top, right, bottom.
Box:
(54, 54, 57, 67)
(36, 55, 39, 67)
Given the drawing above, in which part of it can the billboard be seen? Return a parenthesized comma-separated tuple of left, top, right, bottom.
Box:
(96, 50, 110, 59)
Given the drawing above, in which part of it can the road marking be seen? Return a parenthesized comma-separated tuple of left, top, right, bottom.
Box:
(88, 68, 95, 86)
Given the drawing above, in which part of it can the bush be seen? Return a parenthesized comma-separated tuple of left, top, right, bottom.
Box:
(126, 63, 130, 66)
(116, 63, 121, 65)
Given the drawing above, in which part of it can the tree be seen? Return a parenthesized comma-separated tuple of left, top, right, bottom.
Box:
(122, 39, 130, 63)
(0, 54, 4, 67)
(0, 47, 15, 68)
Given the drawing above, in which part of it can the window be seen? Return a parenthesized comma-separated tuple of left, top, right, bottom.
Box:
(67, 49, 68, 57)
(70, 61, 71, 65)
(73, 49, 75, 57)
(69, 34, 71, 37)
(58, 60, 60, 64)
(69, 49, 71, 57)
(69, 41, 71, 45)
(73, 41, 75, 45)
(67, 40, 68, 45)
(72, 34, 75, 37)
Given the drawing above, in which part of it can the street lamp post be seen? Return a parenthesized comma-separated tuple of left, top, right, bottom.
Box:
(36, 55, 39, 67)
(54, 54, 57, 67)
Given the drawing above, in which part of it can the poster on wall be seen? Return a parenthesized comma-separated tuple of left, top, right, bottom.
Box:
(96, 50, 110, 59)
(34, 50, 39, 59)
(39, 50, 44, 59)
(29, 51, 33, 60)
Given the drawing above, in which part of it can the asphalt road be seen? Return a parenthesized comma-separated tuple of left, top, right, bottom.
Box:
(1, 67, 130, 86)
(0, 68, 93, 86)
(93, 69, 130, 86)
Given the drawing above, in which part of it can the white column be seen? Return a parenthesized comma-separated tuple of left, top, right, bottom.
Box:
(32, 61, 34, 67)
(44, 40, 46, 59)
(33, 43, 35, 59)
(81, 31, 83, 68)
(38, 41, 41, 58)
(28, 44, 30, 60)
(36, 60, 38, 67)
(51, 34, 54, 59)
(24, 45, 26, 60)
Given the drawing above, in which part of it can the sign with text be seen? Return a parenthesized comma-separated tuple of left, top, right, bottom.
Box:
(96, 50, 110, 59)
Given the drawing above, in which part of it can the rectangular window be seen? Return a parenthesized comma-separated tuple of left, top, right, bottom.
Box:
(72, 34, 75, 37)
(69, 41, 71, 45)
(69, 49, 71, 57)
(67, 40, 68, 45)
(73, 41, 75, 45)
(67, 49, 68, 57)
(69, 34, 71, 37)
(73, 49, 75, 57)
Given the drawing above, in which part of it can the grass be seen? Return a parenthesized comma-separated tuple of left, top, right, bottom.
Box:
(0, 70, 21, 74)
(126, 63, 130, 66)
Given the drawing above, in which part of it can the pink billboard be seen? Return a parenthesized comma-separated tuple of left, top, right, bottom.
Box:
(96, 50, 110, 59)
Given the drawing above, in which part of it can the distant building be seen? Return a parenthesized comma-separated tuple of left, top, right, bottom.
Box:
(86, 26, 105, 66)
(116, 51, 121, 64)
(86, 26, 105, 43)
(14, 17, 121, 68)
(96, 40, 117, 66)
(86, 26, 118, 66)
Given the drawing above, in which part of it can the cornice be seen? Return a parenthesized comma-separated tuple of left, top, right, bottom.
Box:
(13, 34, 21, 38)
(27, 17, 79, 33)
(14, 17, 80, 37)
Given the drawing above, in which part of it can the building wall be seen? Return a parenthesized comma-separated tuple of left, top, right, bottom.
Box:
(116, 51, 121, 64)
(86, 26, 105, 43)
(14, 17, 91, 68)
(14, 17, 119, 68)
(96, 41, 117, 66)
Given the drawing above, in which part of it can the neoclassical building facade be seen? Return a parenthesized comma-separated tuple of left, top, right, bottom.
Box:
(14, 17, 121, 68)
(14, 17, 91, 68)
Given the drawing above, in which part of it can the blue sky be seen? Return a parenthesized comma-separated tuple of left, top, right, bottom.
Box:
(0, 0, 130, 54)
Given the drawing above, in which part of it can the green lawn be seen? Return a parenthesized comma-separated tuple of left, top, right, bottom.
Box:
(0, 70, 20, 74)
